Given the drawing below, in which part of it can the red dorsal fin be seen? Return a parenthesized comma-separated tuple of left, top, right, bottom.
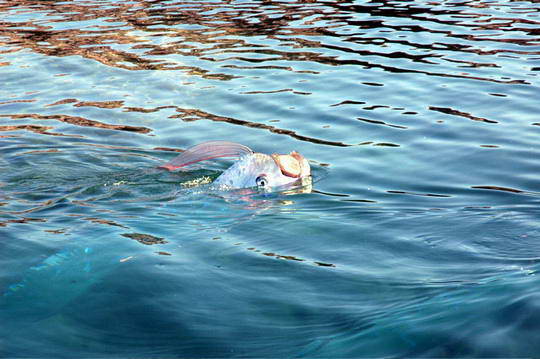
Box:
(159, 141, 253, 171)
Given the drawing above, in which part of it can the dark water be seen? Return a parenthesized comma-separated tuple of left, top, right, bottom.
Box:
(1, 0, 540, 357)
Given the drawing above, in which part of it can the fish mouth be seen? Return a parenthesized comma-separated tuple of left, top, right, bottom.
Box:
(271, 151, 310, 178)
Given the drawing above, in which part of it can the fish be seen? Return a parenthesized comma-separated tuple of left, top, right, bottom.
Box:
(159, 141, 311, 191)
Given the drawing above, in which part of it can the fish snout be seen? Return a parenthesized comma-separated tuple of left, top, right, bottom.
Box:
(291, 151, 310, 177)
(271, 151, 311, 179)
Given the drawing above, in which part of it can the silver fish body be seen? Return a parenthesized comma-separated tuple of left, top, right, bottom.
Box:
(213, 153, 298, 190)
(160, 141, 311, 190)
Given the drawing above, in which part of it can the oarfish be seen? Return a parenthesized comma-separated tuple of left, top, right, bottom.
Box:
(159, 141, 311, 190)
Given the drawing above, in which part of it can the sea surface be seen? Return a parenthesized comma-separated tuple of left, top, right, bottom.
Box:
(1, 0, 540, 357)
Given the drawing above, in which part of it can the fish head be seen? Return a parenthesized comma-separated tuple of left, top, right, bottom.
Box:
(214, 151, 311, 190)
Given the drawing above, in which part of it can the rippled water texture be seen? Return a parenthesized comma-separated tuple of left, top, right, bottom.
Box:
(1, 0, 540, 357)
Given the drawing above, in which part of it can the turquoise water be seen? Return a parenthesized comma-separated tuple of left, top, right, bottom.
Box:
(1, 0, 540, 357)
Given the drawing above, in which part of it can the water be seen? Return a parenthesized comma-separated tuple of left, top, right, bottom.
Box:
(1, 0, 540, 357)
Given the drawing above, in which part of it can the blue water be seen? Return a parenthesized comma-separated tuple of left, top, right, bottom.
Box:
(1, 0, 540, 357)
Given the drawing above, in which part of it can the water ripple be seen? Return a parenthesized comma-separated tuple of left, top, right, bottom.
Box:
(2, 0, 540, 357)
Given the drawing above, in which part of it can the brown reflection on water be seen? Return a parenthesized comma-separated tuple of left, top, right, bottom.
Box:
(0, 124, 56, 136)
(471, 185, 525, 194)
(121, 232, 168, 245)
(245, 244, 336, 268)
(126, 102, 353, 146)
(1, 0, 536, 83)
(0, 113, 151, 134)
(0, 217, 47, 227)
(84, 217, 128, 228)
(429, 106, 498, 124)
(357, 117, 408, 130)
(18, 149, 60, 156)
(387, 190, 451, 198)
(170, 107, 351, 147)
(0, 99, 36, 106)
(0, 0, 537, 147)
(260, 250, 335, 267)
(74, 101, 125, 109)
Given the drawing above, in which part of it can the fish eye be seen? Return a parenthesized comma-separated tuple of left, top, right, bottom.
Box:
(256, 175, 268, 188)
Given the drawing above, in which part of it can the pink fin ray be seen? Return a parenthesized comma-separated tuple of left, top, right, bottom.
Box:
(158, 141, 253, 171)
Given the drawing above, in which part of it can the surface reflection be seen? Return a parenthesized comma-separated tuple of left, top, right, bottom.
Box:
(2, 0, 537, 78)
(0, 1, 538, 74)
(1, 0, 538, 144)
